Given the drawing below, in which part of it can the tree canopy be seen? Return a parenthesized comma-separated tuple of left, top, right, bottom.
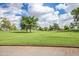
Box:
(71, 7, 79, 29)
(21, 16, 38, 32)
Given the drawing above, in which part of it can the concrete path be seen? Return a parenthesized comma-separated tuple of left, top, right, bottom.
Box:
(0, 46, 79, 56)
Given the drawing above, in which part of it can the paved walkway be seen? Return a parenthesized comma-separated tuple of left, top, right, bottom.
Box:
(0, 46, 79, 56)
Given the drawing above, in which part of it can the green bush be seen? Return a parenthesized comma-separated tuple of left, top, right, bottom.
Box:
(0, 28, 2, 31)
(64, 25, 69, 31)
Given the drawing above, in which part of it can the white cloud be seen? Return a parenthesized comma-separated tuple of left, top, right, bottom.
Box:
(65, 3, 79, 12)
(56, 3, 79, 12)
(55, 11, 59, 15)
(28, 3, 76, 28)
(58, 13, 74, 28)
(56, 3, 67, 10)
(7, 3, 23, 15)
(9, 3, 23, 10)
(0, 9, 7, 14)
(28, 3, 75, 28)
(59, 13, 73, 21)
(0, 3, 23, 30)
(28, 3, 59, 28)
(0, 3, 79, 29)
(28, 3, 54, 17)
(55, 3, 79, 28)
(7, 3, 79, 29)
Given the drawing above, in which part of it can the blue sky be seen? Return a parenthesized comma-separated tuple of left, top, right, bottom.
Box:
(0, 3, 66, 16)
(0, 3, 78, 29)
(43, 3, 66, 14)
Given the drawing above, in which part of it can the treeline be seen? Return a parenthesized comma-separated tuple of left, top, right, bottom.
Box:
(37, 23, 79, 32)
(0, 16, 79, 32)
(0, 7, 79, 32)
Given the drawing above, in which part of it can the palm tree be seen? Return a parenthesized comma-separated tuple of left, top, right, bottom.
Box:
(21, 16, 38, 32)
(71, 7, 79, 29)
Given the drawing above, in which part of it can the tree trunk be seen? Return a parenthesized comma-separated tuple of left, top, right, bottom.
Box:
(29, 24, 31, 32)
(26, 24, 31, 32)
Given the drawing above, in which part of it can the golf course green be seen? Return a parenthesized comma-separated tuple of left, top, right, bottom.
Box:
(0, 31, 79, 47)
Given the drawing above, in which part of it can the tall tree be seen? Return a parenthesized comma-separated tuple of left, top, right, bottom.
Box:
(71, 7, 79, 29)
(0, 18, 11, 31)
(21, 16, 38, 32)
(53, 23, 60, 30)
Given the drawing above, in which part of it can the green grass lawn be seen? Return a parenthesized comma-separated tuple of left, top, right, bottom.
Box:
(0, 30, 79, 47)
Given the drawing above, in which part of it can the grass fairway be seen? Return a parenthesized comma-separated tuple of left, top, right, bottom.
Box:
(0, 31, 79, 47)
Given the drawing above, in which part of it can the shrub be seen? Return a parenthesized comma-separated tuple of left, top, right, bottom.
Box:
(64, 25, 69, 31)
(43, 27, 48, 31)
(49, 25, 54, 31)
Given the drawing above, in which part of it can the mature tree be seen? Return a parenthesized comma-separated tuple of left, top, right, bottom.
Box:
(0, 18, 11, 31)
(64, 25, 69, 31)
(53, 23, 60, 30)
(0, 18, 16, 31)
(11, 24, 17, 30)
(21, 16, 38, 32)
(71, 7, 79, 29)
